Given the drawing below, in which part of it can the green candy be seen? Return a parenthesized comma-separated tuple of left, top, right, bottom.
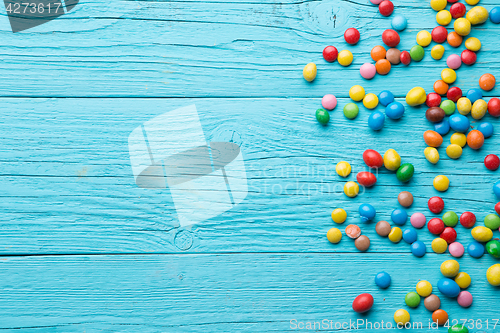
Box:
(396, 163, 414, 182)
(410, 45, 425, 61)
(440, 100, 456, 116)
(484, 213, 500, 230)
(315, 108, 330, 125)
(343, 103, 359, 120)
(486, 240, 500, 258)
(448, 324, 468, 333)
(442, 211, 459, 227)
(405, 291, 420, 308)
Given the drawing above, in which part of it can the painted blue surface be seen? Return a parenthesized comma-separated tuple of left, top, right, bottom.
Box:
(1, 0, 500, 331)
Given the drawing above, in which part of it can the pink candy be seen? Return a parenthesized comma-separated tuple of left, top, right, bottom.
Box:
(322, 94, 337, 110)
(360, 63, 376, 79)
(449, 242, 464, 257)
(370, 0, 384, 4)
(446, 54, 462, 70)
(410, 213, 426, 229)
(457, 291, 473, 308)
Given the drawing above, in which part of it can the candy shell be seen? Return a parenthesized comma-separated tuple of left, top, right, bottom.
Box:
(392, 15, 407, 31)
(303, 63, 317, 82)
(371, 45, 386, 60)
(454, 17, 471, 36)
(485, 154, 500, 170)
(405, 291, 421, 307)
(375, 271, 391, 288)
(363, 149, 384, 168)
(428, 197, 444, 214)
(355, 235, 371, 251)
(467, 241, 485, 258)
(467, 88, 483, 103)
(386, 48, 401, 64)
(323, 46, 338, 62)
(375, 59, 391, 75)
(450, 132, 467, 147)
(368, 111, 385, 130)
(327, 228, 342, 244)
(378, 90, 394, 106)
(455, 272, 471, 289)
(398, 191, 413, 207)
(447, 32, 463, 47)
(437, 10, 452, 26)
(416, 280, 433, 297)
(424, 294, 441, 312)
(434, 80, 449, 95)
(449, 242, 465, 257)
(471, 226, 493, 242)
(429, 218, 445, 235)
(336, 161, 351, 177)
(376, 220, 391, 237)
(344, 103, 359, 119)
(431, 0, 447, 11)
(392, 208, 408, 226)
(446, 54, 462, 69)
(388, 227, 402, 243)
(426, 108, 445, 123)
(466, 130, 484, 149)
(386, 102, 405, 119)
(494, 180, 500, 198)
(424, 130, 443, 146)
(359, 204, 376, 222)
(457, 291, 473, 308)
(471, 99, 488, 119)
(484, 213, 500, 230)
(441, 68, 457, 84)
(364, 93, 379, 109)
(446, 144, 462, 159)
(438, 278, 460, 297)
(477, 122, 494, 138)
(449, 114, 470, 132)
(433, 175, 449, 192)
(410, 45, 425, 61)
(460, 212, 476, 228)
(411, 241, 427, 257)
(479, 73, 496, 91)
(440, 227, 457, 244)
(427, 93, 442, 107)
(432, 238, 448, 253)
(416, 30, 432, 46)
(400, 51, 411, 65)
(432, 26, 448, 44)
(352, 293, 374, 313)
(491, 7, 500, 24)
(435, 119, 450, 135)
(383, 149, 401, 171)
(396, 163, 414, 182)
(322, 94, 337, 110)
(344, 27, 360, 45)
(394, 309, 410, 325)
(357, 172, 377, 188)
(345, 224, 361, 239)
(402, 227, 417, 243)
(466, 6, 489, 25)
(379, 0, 394, 16)
(360, 63, 376, 79)
(450, 3, 466, 19)
(441, 260, 460, 277)
(457, 97, 472, 115)
(432, 309, 449, 326)
(486, 264, 500, 286)
(344, 181, 360, 198)
(488, 98, 500, 117)
(441, 100, 456, 115)
(349, 85, 365, 101)
(442, 211, 458, 227)
(424, 147, 440, 164)
(332, 208, 347, 224)
(447, 87, 462, 103)
(465, 37, 481, 51)
(411, 213, 426, 229)
(382, 29, 400, 47)
(461, 49, 476, 65)
(316, 109, 330, 125)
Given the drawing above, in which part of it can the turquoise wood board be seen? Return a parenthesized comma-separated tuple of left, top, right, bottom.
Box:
(0, 0, 500, 331)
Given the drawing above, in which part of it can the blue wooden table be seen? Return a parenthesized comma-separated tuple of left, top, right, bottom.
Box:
(1, 0, 500, 331)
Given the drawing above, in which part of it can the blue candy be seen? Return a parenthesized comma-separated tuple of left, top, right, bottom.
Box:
(477, 122, 494, 138)
(375, 271, 392, 289)
(359, 203, 376, 222)
(449, 114, 470, 133)
(494, 180, 500, 199)
(368, 111, 385, 130)
(468, 241, 485, 258)
(402, 227, 418, 244)
(411, 241, 426, 257)
(391, 14, 407, 31)
(379, 90, 395, 106)
(434, 119, 450, 135)
(490, 7, 500, 24)
(385, 102, 405, 119)
(437, 278, 460, 297)
(391, 208, 408, 226)
(466, 88, 482, 104)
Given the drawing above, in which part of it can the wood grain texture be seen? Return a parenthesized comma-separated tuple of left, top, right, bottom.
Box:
(1, 0, 500, 330)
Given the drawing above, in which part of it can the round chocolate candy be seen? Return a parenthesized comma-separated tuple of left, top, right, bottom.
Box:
(426, 107, 446, 122)
(386, 48, 401, 64)
(424, 294, 441, 312)
(376, 220, 391, 237)
(398, 191, 413, 207)
(355, 235, 371, 251)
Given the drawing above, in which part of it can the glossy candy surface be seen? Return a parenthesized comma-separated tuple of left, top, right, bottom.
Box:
(396, 163, 414, 182)
(405, 291, 420, 307)
(432, 238, 448, 253)
(344, 28, 360, 45)
(440, 100, 456, 115)
(383, 149, 401, 171)
(477, 122, 493, 138)
(466, 130, 484, 149)
(303, 63, 317, 82)
(447, 87, 462, 102)
(435, 120, 450, 135)
(344, 182, 360, 198)
(457, 292, 473, 308)
(398, 191, 413, 207)
(455, 272, 471, 289)
(379, 0, 394, 16)
(466, 6, 489, 25)
(457, 97, 471, 115)
(410, 45, 425, 61)
(331, 208, 347, 224)
(393, 309, 410, 325)
(471, 99, 488, 119)
(486, 264, 500, 286)
(442, 211, 458, 227)
(486, 240, 500, 258)
(323, 46, 338, 62)
(391, 14, 407, 31)
(316, 109, 330, 125)
(402, 227, 417, 243)
(438, 278, 460, 297)
(484, 154, 500, 170)
(446, 54, 461, 70)
(424, 147, 440, 164)
(461, 50, 476, 65)
(479, 73, 496, 91)
(336, 161, 351, 177)
(428, 197, 444, 214)
(484, 214, 500, 230)
(433, 175, 449, 192)
(378, 90, 394, 106)
(424, 294, 441, 312)
(392, 208, 408, 225)
(440, 227, 457, 244)
(411, 213, 426, 229)
(449, 242, 465, 257)
(382, 29, 400, 47)
(385, 102, 405, 119)
(451, 133, 467, 147)
(465, 37, 481, 51)
(428, 218, 445, 235)
(363, 149, 383, 168)
(327, 228, 342, 244)
(411, 241, 427, 257)
(357, 172, 377, 187)
(406, 87, 426, 106)
(460, 212, 476, 228)
(446, 144, 462, 159)
(352, 293, 374, 313)
(440, 260, 460, 276)
(359, 204, 376, 222)
(449, 114, 470, 132)
(355, 235, 370, 251)
(360, 63, 376, 80)
(368, 111, 385, 130)
(322, 94, 337, 110)
(426, 93, 442, 107)
(344, 103, 359, 119)
(349, 85, 365, 101)
(471, 226, 493, 242)
(375, 271, 391, 288)
(416, 280, 433, 297)
(338, 50, 353, 67)
(376, 220, 391, 236)
(432, 309, 449, 326)
(424, 130, 443, 147)
(467, 241, 485, 258)
(386, 48, 401, 64)
(388, 227, 402, 243)
(488, 98, 500, 116)
(426, 108, 445, 123)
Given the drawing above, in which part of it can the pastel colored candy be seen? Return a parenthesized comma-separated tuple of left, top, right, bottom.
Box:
(449, 242, 465, 257)
(360, 63, 377, 79)
(457, 291, 473, 308)
(446, 54, 462, 69)
(411, 213, 426, 228)
(322, 94, 337, 110)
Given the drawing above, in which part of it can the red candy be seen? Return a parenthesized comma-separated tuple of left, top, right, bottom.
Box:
(357, 172, 377, 187)
(447, 0, 459, 3)
(447, 87, 462, 102)
(352, 293, 374, 313)
(488, 98, 500, 117)
(432, 26, 448, 44)
(363, 149, 384, 169)
(460, 212, 476, 228)
(450, 3, 466, 19)
(426, 93, 442, 107)
(428, 196, 445, 214)
(379, 0, 394, 16)
(428, 218, 446, 235)
(382, 29, 400, 47)
(344, 28, 360, 45)
(461, 50, 477, 66)
(495, 202, 500, 215)
(400, 51, 411, 65)
(440, 227, 457, 244)
(485, 154, 500, 171)
(323, 46, 338, 62)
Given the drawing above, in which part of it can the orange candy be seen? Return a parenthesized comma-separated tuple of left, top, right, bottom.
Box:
(371, 45, 387, 61)
(376, 59, 391, 75)
(432, 309, 448, 326)
(424, 130, 443, 147)
(479, 73, 496, 91)
(434, 80, 449, 95)
(345, 224, 361, 239)
(467, 130, 484, 149)
(447, 32, 463, 47)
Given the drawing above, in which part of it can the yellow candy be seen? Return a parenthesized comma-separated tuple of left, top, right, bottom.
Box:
(344, 181, 359, 198)
(466, 6, 489, 25)
(424, 147, 440, 164)
(455, 272, 471, 289)
(432, 238, 448, 253)
(487, 264, 500, 286)
(441, 259, 460, 277)
(327, 228, 342, 244)
(441, 68, 457, 84)
(303, 63, 317, 82)
(384, 149, 401, 171)
(451, 133, 467, 147)
(416, 30, 432, 47)
(394, 309, 410, 325)
(430, 0, 447, 11)
(434, 175, 449, 191)
(338, 50, 353, 67)
(436, 10, 452, 26)
(431, 45, 445, 60)
(446, 144, 462, 159)
(406, 87, 427, 106)
(388, 227, 402, 243)
(331, 208, 347, 224)
(349, 85, 366, 101)
(454, 18, 471, 36)
(363, 93, 379, 109)
(336, 161, 351, 177)
(471, 99, 487, 120)
(416, 280, 433, 297)
(465, 37, 481, 52)
(471, 226, 493, 242)
(457, 97, 472, 115)
(465, 0, 480, 4)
